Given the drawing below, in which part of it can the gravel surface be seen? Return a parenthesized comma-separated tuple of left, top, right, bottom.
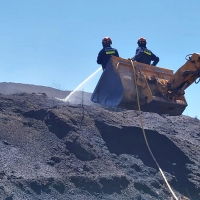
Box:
(0, 83, 199, 200)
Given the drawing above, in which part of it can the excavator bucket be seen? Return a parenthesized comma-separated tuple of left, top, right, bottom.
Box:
(91, 56, 188, 116)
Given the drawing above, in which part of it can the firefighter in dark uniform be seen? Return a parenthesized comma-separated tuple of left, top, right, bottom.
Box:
(97, 37, 119, 70)
(131, 37, 159, 66)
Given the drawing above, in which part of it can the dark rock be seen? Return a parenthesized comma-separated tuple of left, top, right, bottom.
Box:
(0, 83, 199, 200)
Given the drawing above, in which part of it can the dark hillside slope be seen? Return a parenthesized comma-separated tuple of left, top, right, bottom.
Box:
(0, 92, 199, 200)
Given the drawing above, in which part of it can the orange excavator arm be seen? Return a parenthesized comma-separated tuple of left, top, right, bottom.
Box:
(167, 53, 200, 95)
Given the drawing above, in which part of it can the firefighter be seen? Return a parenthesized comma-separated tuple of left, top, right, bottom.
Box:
(97, 37, 119, 70)
(131, 37, 159, 66)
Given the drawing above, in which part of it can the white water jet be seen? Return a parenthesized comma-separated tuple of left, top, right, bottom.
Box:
(63, 67, 101, 102)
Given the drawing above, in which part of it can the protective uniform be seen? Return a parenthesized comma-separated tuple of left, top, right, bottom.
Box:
(97, 37, 119, 70)
(132, 37, 159, 66)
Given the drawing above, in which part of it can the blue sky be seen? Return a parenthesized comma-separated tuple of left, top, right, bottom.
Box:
(0, 0, 200, 117)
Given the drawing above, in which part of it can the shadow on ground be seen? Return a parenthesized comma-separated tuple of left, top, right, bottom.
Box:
(95, 121, 197, 197)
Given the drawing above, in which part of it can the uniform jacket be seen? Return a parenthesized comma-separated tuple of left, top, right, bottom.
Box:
(97, 46, 119, 70)
(133, 47, 159, 66)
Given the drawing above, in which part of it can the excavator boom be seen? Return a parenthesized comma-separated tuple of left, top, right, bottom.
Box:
(91, 53, 200, 116)
(168, 53, 200, 92)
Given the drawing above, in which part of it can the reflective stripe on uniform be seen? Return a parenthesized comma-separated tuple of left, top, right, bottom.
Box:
(106, 51, 115, 54)
(144, 50, 151, 55)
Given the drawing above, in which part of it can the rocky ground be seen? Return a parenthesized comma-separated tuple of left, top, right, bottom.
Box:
(0, 83, 199, 200)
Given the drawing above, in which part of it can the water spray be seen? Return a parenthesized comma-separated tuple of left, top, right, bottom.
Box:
(64, 67, 101, 102)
